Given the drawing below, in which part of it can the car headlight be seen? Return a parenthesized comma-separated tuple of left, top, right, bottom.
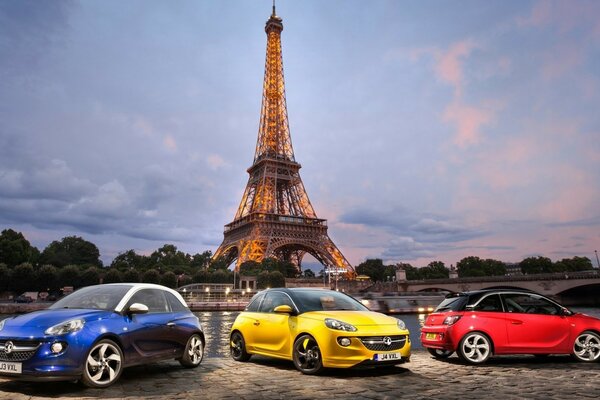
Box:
(325, 318, 357, 332)
(396, 318, 406, 330)
(0, 318, 6, 332)
(45, 319, 85, 336)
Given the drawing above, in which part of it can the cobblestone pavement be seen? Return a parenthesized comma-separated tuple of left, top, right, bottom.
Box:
(1, 350, 599, 399)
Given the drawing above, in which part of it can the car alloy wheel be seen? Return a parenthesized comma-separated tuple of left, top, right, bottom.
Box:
(293, 334, 324, 375)
(427, 348, 454, 359)
(458, 332, 492, 364)
(179, 334, 204, 368)
(82, 339, 123, 388)
(230, 331, 251, 361)
(572, 331, 600, 362)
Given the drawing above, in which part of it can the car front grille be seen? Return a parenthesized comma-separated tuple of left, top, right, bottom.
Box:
(359, 335, 407, 351)
(0, 340, 41, 362)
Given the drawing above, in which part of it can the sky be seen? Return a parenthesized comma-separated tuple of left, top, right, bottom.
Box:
(1, 0, 599, 269)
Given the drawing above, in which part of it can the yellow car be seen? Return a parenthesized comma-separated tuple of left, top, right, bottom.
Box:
(230, 288, 411, 374)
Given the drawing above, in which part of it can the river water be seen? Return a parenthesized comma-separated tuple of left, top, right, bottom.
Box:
(2, 307, 600, 358)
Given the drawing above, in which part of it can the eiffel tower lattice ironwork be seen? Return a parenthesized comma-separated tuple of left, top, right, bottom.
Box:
(213, 6, 354, 278)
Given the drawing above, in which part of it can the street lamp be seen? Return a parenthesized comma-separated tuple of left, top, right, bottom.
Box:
(595, 250, 600, 269)
(205, 287, 210, 302)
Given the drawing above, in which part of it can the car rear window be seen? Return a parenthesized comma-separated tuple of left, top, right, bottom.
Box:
(434, 294, 469, 312)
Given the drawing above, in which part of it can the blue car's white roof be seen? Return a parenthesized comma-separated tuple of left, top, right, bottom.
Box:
(83, 283, 189, 312)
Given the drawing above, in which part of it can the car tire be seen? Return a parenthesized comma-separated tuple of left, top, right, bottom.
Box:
(230, 331, 251, 362)
(292, 334, 324, 375)
(457, 332, 492, 364)
(81, 339, 123, 388)
(572, 331, 600, 362)
(427, 348, 454, 359)
(179, 333, 204, 368)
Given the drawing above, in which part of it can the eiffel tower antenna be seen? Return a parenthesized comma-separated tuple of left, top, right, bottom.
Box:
(213, 5, 355, 279)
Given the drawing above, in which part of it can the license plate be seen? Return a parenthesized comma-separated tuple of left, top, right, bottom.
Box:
(374, 352, 401, 361)
(425, 333, 437, 340)
(0, 361, 22, 374)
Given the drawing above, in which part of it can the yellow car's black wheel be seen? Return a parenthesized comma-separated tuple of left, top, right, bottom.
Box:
(230, 331, 251, 362)
(293, 334, 324, 375)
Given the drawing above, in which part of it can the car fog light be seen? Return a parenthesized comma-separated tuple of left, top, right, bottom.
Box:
(51, 342, 64, 354)
(338, 337, 351, 347)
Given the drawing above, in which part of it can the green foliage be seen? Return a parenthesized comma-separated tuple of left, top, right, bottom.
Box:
(103, 268, 123, 284)
(142, 269, 161, 284)
(419, 261, 450, 279)
(210, 269, 231, 283)
(58, 265, 81, 288)
(111, 250, 149, 271)
(122, 269, 140, 283)
(239, 260, 262, 276)
(554, 256, 593, 272)
(160, 271, 178, 288)
(355, 259, 395, 282)
(150, 244, 190, 268)
(40, 236, 102, 268)
(190, 251, 212, 269)
(11, 263, 35, 294)
(0, 229, 39, 266)
(35, 265, 58, 291)
(256, 271, 271, 289)
(80, 267, 100, 287)
(302, 269, 316, 278)
(457, 257, 506, 277)
(269, 271, 286, 288)
(519, 256, 553, 274)
(193, 270, 211, 283)
(0, 264, 9, 291)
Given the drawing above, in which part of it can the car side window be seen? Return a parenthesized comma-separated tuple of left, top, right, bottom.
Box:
(473, 294, 503, 312)
(128, 289, 169, 313)
(245, 293, 265, 312)
(165, 291, 188, 312)
(502, 293, 560, 315)
(258, 292, 294, 313)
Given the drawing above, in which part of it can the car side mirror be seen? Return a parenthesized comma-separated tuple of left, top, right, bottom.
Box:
(128, 303, 149, 315)
(560, 307, 573, 316)
(273, 305, 293, 314)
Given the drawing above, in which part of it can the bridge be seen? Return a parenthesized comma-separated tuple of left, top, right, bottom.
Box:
(394, 270, 600, 306)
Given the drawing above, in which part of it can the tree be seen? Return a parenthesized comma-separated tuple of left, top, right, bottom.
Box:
(269, 271, 286, 288)
(457, 256, 486, 277)
(160, 271, 178, 288)
(58, 265, 81, 288)
(193, 270, 211, 283)
(150, 244, 190, 268)
(40, 236, 102, 268)
(190, 251, 212, 269)
(0, 229, 39, 266)
(111, 250, 149, 271)
(80, 267, 100, 287)
(257, 271, 271, 289)
(302, 269, 316, 278)
(400, 264, 420, 280)
(481, 259, 506, 276)
(10, 263, 35, 294)
(122, 269, 140, 283)
(0, 264, 10, 291)
(555, 256, 593, 272)
(35, 265, 58, 292)
(210, 269, 231, 283)
(142, 269, 160, 284)
(355, 259, 395, 282)
(419, 261, 450, 279)
(103, 269, 123, 284)
(520, 256, 553, 274)
(239, 260, 262, 276)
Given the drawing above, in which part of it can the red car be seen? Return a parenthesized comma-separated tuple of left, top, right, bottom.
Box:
(420, 289, 600, 364)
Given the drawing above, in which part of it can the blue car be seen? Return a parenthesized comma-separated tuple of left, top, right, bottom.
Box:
(0, 283, 204, 387)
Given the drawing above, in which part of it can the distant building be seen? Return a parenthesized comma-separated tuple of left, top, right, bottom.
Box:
(504, 262, 522, 276)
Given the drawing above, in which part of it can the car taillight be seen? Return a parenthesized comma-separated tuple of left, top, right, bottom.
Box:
(443, 315, 461, 325)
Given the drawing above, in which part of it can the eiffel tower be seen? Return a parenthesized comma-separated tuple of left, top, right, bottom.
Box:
(213, 4, 354, 278)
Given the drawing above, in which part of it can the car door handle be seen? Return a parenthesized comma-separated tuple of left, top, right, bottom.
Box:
(511, 321, 523, 325)
(253, 321, 260, 326)
(167, 322, 176, 327)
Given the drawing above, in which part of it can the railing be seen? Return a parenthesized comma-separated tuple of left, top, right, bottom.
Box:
(224, 213, 327, 232)
(405, 270, 600, 285)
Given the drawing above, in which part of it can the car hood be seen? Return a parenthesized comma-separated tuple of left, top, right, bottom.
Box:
(2, 308, 115, 329)
(302, 310, 400, 327)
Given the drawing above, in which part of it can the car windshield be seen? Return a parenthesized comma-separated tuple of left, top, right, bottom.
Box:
(292, 290, 369, 313)
(49, 285, 133, 311)
(434, 294, 469, 312)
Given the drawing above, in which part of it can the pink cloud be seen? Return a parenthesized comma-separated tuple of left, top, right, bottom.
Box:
(433, 39, 476, 96)
(163, 135, 177, 152)
(443, 101, 493, 147)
